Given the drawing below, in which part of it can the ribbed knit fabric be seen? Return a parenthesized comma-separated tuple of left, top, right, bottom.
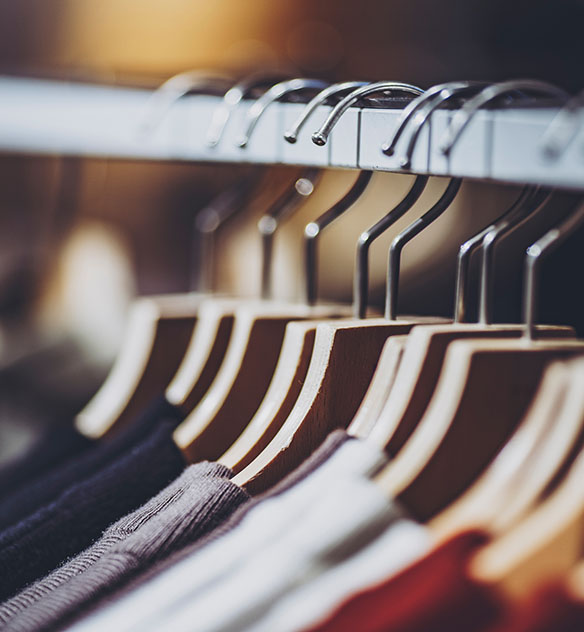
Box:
(0, 397, 182, 532)
(0, 462, 249, 632)
(0, 425, 93, 502)
(67, 433, 387, 632)
(0, 420, 185, 602)
(79, 429, 353, 619)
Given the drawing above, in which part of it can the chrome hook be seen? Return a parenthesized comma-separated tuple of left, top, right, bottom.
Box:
(305, 170, 373, 305)
(479, 187, 549, 325)
(453, 186, 535, 323)
(523, 200, 584, 341)
(354, 176, 428, 318)
(311, 81, 424, 147)
(206, 71, 288, 147)
(284, 81, 369, 144)
(386, 178, 462, 320)
(396, 82, 489, 169)
(140, 70, 231, 135)
(258, 168, 321, 299)
(237, 78, 329, 148)
(440, 79, 570, 155)
(382, 81, 487, 157)
(193, 171, 263, 292)
(539, 89, 584, 160)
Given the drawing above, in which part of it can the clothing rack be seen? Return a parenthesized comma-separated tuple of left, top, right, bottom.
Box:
(1, 75, 583, 191)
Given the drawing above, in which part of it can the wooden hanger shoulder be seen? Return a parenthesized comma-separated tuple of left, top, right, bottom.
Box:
(75, 293, 202, 439)
(165, 298, 244, 413)
(429, 360, 572, 540)
(374, 338, 584, 521)
(173, 303, 352, 463)
(368, 324, 574, 455)
(471, 428, 584, 600)
(233, 316, 445, 495)
(347, 335, 408, 439)
(219, 321, 318, 473)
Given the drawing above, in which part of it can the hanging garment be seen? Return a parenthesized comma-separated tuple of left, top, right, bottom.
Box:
(0, 462, 248, 632)
(0, 419, 185, 602)
(303, 530, 502, 632)
(0, 397, 182, 532)
(0, 425, 93, 502)
(64, 431, 387, 632)
(145, 475, 414, 632)
(244, 518, 429, 632)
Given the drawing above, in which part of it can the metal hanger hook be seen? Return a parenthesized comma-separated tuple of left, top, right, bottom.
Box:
(539, 89, 584, 161)
(237, 78, 330, 148)
(353, 175, 429, 318)
(385, 178, 462, 320)
(395, 82, 490, 169)
(139, 70, 231, 137)
(283, 81, 369, 144)
(478, 187, 548, 325)
(258, 168, 321, 299)
(311, 81, 424, 147)
(523, 200, 584, 341)
(382, 81, 488, 158)
(304, 170, 373, 305)
(440, 79, 570, 156)
(453, 185, 535, 323)
(206, 71, 289, 148)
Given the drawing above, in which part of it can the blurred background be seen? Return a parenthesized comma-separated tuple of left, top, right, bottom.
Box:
(1, 0, 583, 459)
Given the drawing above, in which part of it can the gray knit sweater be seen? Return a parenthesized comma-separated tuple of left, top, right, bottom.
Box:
(0, 461, 249, 632)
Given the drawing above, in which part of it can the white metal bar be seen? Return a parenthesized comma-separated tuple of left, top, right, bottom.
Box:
(0, 76, 583, 190)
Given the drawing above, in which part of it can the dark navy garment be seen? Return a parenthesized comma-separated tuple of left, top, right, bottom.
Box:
(0, 397, 182, 532)
(0, 419, 185, 602)
(0, 426, 93, 502)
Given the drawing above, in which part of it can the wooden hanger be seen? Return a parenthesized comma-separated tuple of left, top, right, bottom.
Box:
(173, 302, 354, 463)
(363, 187, 555, 449)
(173, 170, 375, 463)
(166, 168, 322, 417)
(75, 293, 201, 438)
(365, 322, 573, 450)
(430, 359, 574, 538)
(219, 320, 320, 472)
(75, 168, 269, 440)
(233, 177, 461, 494)
(346, 334, 409, 438)
(74, 74, 261, 440)
(374, 338, 584, 521)
(470, 362, 584, 600)
(374, 202, 584, 521)
(216, 84, 435, 471)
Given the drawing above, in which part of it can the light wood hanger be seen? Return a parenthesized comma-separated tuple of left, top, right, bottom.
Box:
(346, 334, 409, 438)
(74, 73, 249, 440)
(75, 174, 262, 439)
(233, 176, 462, 494)
(218, 82, 431, 471)
(363, 186, 551, 448)
(430, 359, 574, 538)
(173, 169, 374, 463)
(75, 293, 201, 438)
(348, 97, 552, 447)
(470, 362, 584, 600)
(166, 168, 321, 416)
(374, 201, 584, 522)
(219, 320, 320, 472)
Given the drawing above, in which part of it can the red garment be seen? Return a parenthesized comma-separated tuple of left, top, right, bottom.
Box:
(487, 582, 584, 632)
(304, 530, 503, 632)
